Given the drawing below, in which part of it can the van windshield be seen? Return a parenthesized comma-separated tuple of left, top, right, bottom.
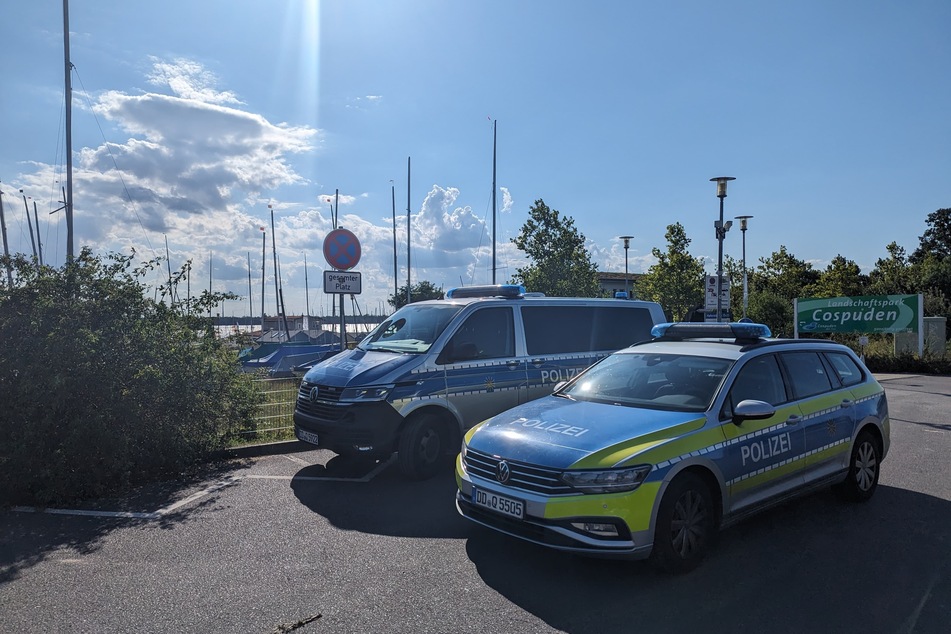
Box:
(358, 304, 465, 353)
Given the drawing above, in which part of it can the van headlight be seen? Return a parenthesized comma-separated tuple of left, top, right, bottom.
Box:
(339, 385, 394, 402)
(561, 465, 652, 494)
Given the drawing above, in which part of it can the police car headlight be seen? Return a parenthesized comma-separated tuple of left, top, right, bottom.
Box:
(561, 465, 652, 494)
(339, 385, 394, 402)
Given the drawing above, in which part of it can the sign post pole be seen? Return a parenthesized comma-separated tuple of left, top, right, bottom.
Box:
(322, 228, 362, 351)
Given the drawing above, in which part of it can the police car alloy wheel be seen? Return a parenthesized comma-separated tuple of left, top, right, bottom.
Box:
(649, 473, 717, 574)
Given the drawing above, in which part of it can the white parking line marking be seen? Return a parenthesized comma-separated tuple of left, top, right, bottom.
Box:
(9, 455, 395, 520)
(283, 454, 312, 466)
(11, 507, 160, 520)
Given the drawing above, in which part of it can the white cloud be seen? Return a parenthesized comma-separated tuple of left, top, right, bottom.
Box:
(146, 57, 242, 105)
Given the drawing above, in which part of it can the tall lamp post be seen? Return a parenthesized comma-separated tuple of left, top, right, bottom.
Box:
(710, 176, 735, 322)
(619, 235, 633, 299)
(735, 215, 753, 319)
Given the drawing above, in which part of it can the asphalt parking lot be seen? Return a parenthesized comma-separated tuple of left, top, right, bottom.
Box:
(1, 374, 949, 634)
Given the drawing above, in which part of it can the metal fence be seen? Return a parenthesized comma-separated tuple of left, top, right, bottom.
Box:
(242, 376, 302, 441)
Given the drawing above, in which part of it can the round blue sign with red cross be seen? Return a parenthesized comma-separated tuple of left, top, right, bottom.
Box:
(322, 228, 361, 271)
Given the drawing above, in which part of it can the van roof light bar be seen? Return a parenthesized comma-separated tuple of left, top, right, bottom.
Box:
(650, 322, 772, 341)
(446, 284, 526, 300)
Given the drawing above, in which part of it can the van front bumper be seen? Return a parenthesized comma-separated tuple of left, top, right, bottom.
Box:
(293, 400, 403, 457)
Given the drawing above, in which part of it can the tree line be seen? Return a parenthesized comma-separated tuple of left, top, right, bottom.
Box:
(403, 199, 951, 340)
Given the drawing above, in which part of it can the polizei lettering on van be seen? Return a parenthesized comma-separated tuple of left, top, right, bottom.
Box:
(509, 417, 589, 437)
(741, 432, 792, 466)
(541, 367, 582, 384)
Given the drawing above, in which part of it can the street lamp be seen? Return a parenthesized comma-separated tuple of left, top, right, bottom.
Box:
(710, 176, 735, 322)
(619, 235, 634, 299)
(735, 215, 753, 319)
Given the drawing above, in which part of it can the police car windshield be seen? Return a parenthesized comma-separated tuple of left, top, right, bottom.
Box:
(359, 304, 465, 353)
(562, 352, 733, 412)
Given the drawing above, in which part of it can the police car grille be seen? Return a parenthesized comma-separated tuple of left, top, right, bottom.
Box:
(464, 449, 574, 495)
(295, 382, 348, 421)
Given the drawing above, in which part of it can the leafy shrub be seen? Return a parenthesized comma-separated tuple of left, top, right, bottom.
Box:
(0, 250, 261, 506)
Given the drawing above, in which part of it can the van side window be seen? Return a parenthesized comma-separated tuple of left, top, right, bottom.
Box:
(445, 307, 515, 362)
(780, 351, 834, 399)
(522, 306, 653, 355)
(722, 354, 786, 420)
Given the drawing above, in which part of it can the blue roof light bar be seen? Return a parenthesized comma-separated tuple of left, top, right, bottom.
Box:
(650, 322, 772, 340)
(446, 284, 526, 300)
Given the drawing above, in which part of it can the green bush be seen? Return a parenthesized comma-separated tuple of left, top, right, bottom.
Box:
(0, 250, 261, 506)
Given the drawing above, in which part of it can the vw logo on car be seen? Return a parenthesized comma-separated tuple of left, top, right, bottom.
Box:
(496, 461, 511, 484)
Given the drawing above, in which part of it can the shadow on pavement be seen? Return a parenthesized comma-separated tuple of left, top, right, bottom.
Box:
(464, 485, 951, 634)
(290, 457, 471, 539)
(0, 459, 254, 584)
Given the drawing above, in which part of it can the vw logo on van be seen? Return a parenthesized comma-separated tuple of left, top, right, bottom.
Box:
(496, 460, 511, 484)
(309, 386, 320, 402)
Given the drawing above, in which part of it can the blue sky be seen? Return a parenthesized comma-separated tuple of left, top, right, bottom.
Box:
(1, 0, 949, 318)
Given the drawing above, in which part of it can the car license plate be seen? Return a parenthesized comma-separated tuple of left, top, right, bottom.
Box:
(472, 486, 524, 519)
(297, 429, 319, 446)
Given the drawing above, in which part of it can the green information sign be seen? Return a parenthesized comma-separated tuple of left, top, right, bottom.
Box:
(795, 295, 921, 334)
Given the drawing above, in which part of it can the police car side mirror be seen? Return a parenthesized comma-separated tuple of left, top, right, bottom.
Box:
(733, 399, 776, 425)
(553, 380, 568, 393)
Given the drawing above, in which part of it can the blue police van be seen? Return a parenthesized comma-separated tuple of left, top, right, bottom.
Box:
(293, 285, 666, 478)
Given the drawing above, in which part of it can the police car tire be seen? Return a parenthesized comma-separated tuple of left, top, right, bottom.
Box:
(398, 414, 447, 480)
(834, 430, 881, 503)
(649, 473, 716, 574)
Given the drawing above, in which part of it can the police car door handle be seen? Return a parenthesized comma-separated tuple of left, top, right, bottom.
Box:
(840, 399, 853, 408)
(530, 358, 546, 365)
(785, 415, 801, 426)
(505, 360, 521, 368)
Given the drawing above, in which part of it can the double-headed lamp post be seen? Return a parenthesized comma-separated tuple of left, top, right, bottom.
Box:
(710, 176, 735, 322)
(735, 215, 753, 319)
(619, 235, 634, 299)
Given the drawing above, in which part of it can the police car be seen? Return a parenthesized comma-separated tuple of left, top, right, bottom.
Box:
(455, 322, 889, 573)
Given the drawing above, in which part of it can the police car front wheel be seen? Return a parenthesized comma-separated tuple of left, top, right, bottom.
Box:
(649, 473, 717, 574)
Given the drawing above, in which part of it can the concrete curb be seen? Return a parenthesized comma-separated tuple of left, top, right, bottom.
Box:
(211, 439, 312, 460)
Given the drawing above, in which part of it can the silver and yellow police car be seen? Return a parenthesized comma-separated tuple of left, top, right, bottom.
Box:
(455, 322, 889, 573)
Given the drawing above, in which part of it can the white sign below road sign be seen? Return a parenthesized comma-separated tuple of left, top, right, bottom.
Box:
(324, 270, 362, 294)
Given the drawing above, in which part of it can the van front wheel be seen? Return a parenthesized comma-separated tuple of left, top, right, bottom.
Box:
(398, 414, 448, 480)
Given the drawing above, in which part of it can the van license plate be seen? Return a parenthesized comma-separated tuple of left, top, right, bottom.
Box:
(297, 429, 319, 446)
(473, 487, 524, 519)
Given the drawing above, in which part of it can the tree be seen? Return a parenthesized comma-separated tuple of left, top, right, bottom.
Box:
(806, 255, 868, 298)
(867, 242, 915, 295)
(911, 208, 951, 263)
(387, 280, 444, 310)
(0, 249, 261, 506)
(636, 223, 705, 321)
(510, 199, 600, 297)
(751, 245, 819, 301)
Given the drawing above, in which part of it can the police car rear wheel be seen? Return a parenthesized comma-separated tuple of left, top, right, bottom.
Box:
(398, 414, 447, 480)
(650, 473, 715, 574)
(834, 430, 881, 503)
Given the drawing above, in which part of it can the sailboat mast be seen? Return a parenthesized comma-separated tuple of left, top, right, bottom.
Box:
(406, 156, 411, 305)
(62, 0, 74, 260)
(260, 228, 266, 334)
(0, 187, 12, 285)
(304, 252, 310, 326)
(492, 119, 497, 285)
(269, 204, 281, 337)
(391, 181, 397, 300)
(247, 252, 253, 326)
